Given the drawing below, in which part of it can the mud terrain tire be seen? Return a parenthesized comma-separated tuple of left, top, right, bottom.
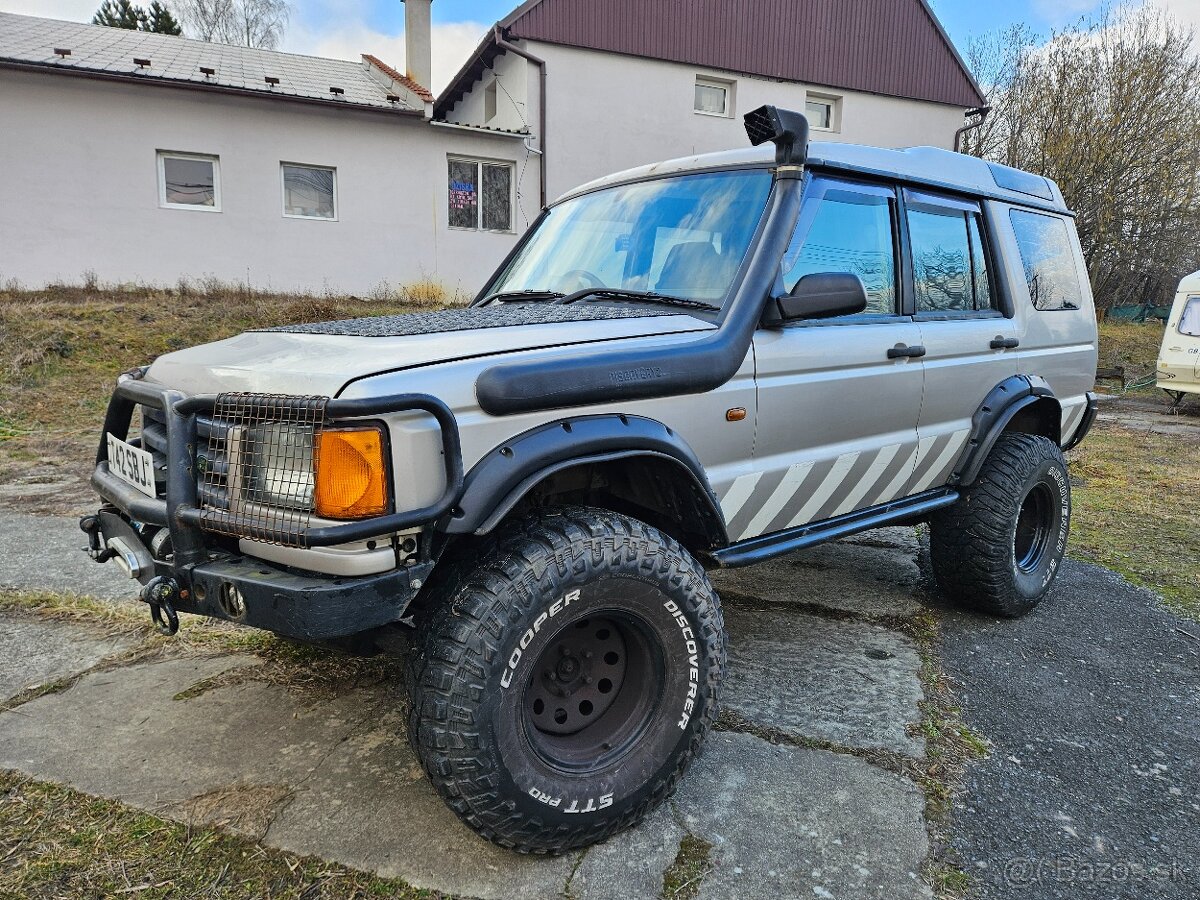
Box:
(407, 506, 725, 854)
(929, 433, 1070, 617)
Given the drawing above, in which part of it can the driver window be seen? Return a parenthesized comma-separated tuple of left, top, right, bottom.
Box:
(781, 178, 897, 315)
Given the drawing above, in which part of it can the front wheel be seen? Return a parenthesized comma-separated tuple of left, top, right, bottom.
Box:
(407, 507, 725, 853)
(929, 433, 1070, 617)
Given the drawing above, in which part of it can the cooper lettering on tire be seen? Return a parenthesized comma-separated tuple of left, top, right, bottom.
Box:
(929, 432, 1071, 617)
(407, 506, 726, 853)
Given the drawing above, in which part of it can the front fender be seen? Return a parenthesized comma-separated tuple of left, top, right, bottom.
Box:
(442, 414, 726, 541)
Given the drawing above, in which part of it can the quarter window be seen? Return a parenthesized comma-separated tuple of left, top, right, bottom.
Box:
(158, 152, 219, 211)
(282, 164, 336, 219)
(448, 157, 513, 232)
(694, 77, 733, 117)
(906, 193, 995, 313)
(781, 178, 897, 315)
(1009, 210, 1083, 311)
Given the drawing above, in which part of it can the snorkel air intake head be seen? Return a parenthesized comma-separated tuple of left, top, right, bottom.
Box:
(744, 105, 810, 169)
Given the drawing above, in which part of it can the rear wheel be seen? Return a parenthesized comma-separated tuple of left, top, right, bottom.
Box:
(407, 507, 725, 853)
(929, 433, 1070, 617)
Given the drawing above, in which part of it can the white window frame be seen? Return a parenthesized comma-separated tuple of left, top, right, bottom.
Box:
(805, 93, 842, 133)
(157, 151, 221, 212)
(447, 156, 515, 234)
(280, 162, 338, 221)
(694, 76, 735, 118)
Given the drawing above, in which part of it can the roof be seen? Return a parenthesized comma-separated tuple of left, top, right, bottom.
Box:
(1179, 271, 1200, 294)
(555, 143, 1070, 215)
(436, 0, 984, 117)
(362, 53, 433, 104)
(0, 12, 428, 113)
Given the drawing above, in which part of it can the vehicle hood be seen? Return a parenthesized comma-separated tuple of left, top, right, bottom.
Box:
(146, 305, 715, 397)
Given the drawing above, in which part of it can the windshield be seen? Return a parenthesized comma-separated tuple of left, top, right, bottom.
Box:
(484, 170, 773, 305)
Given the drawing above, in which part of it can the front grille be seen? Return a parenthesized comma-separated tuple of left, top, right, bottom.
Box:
(141, 394, 329, 547)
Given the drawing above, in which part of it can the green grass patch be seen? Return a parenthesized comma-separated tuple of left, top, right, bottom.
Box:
(660, 832, 713, 899)
(0, 771, 438, 899)
(1068, 421, 1200, 619)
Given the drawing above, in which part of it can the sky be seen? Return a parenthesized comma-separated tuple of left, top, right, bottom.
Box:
(3, 0, 1198, 93)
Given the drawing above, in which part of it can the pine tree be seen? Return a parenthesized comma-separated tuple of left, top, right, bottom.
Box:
(92, 0, 145, 30)
(143, 1, 182, 34)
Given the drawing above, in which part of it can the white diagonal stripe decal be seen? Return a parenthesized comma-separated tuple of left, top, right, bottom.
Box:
(742, 461, 815, 538)
(787, 451, 859, 528)
(719, 472, 762, 522)
(870, 443, 918, 506)
(832, 443, 901, 518)
(913, 429, 970, 493)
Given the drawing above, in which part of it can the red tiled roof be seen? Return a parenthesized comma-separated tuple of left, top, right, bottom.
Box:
(364, 53, 433, 103)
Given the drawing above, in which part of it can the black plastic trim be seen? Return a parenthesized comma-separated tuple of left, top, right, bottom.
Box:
(445, 414, 726, 542)
(1062, 391, 1099, 451)
(710, 488, 958, 568)
(952, 375, 1061, 487)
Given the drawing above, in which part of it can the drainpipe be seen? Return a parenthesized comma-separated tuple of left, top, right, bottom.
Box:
(493, 25, 547, 208)
(954, 106, 991, 154)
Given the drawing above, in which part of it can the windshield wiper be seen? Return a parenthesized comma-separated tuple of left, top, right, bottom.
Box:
(560, 288, 720, 312)
(478, 289, 566, 306)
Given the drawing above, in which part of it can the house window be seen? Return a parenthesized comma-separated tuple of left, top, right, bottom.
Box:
(484, 79, 498, 122)
(158, 152, 219, 211)
(448, 157, 513, 232)
(694, 77, 733, 117)
(281, 164, 336, 220)
(805, 95, 840, 131)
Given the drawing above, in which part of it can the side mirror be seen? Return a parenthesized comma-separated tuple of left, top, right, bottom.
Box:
(776, 272, 868, 321)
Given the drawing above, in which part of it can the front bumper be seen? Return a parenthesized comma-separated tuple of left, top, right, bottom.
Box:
(88, 373, 462, 640)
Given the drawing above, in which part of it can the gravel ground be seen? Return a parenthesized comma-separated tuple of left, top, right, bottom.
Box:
(938, 560, 1200, 899)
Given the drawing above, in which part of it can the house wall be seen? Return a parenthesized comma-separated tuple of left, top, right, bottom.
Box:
(446, 48, 533, 136)
(448, 41, 967, 202)
(0, 69, 540, 295)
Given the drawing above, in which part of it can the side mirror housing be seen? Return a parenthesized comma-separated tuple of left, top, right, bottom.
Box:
(775, 272, 868, 321)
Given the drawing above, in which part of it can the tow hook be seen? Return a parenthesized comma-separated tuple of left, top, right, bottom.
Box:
(80, 515, 113, 563)
(140, 576, 180, 636)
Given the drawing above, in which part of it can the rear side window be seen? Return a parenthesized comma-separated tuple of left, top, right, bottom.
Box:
(1179, 297, 1200, 336)
(905, 191, 995, 313)
(1009, 210, 1083, 311)
(782, 177, 897, 315)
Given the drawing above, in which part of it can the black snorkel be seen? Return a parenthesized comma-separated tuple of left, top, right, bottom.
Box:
(474, 106, 810, 416)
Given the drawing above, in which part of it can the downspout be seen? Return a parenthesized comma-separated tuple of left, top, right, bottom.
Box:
(954, 106, 991, 153)
(493, 25, 547, 208)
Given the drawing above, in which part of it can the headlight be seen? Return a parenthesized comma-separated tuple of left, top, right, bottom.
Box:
(239, 423, 389, 520)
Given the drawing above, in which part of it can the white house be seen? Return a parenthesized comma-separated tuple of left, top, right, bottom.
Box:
(0, 0, 984, 295)
(0, 6, 540, 295)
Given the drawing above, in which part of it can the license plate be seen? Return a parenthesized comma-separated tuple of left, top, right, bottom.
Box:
(106, 433, 158, 498)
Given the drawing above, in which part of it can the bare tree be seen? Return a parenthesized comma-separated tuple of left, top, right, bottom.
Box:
(962, 5, 1200, 309)
(174, 0, 290, 49)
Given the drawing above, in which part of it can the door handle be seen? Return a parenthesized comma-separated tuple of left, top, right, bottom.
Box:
(887, 344, 926, 359)
(990, 337, 1020, 349)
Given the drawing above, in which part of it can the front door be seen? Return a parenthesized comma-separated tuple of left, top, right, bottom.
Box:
(723, 175, 925, 543)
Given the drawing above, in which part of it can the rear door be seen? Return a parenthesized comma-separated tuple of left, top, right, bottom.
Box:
(903, 189, 1017, 494)
(728, 175, 924, 542)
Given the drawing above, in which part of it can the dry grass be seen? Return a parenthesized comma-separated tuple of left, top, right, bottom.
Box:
(1095, 319, 1167, 394)
(0, 771, 438, 899)
(1068, 420, 1200, 618)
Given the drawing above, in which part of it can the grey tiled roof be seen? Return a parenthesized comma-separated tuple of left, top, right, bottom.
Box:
(0, 11, 419, 111)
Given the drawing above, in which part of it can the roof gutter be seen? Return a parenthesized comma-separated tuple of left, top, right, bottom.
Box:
(0, 59, 425, 118)
(493, 25, 547, 208)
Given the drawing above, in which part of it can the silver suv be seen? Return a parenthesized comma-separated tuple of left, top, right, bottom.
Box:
(84, 106, 1099, 853)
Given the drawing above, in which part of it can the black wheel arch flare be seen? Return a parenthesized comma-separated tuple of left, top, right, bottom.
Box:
(441, 414, 728, 548)
(953, 375, 1063, 487)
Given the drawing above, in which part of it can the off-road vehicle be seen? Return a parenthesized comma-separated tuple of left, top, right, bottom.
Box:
(84, 106, 1099, 853)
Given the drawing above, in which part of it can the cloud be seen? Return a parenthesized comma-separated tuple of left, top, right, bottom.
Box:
(1030, 0, 1103, 26)
(1153, 0, 1200, 30)
(288, 19, 489, 93)
(1, 0, 101, 20)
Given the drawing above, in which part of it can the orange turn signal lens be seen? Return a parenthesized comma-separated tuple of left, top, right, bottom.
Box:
(313, 426, 389, 520)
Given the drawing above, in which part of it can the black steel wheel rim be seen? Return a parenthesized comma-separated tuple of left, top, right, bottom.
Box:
(522, 610, 664, 774)
(1015, 482, 1054, 573)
